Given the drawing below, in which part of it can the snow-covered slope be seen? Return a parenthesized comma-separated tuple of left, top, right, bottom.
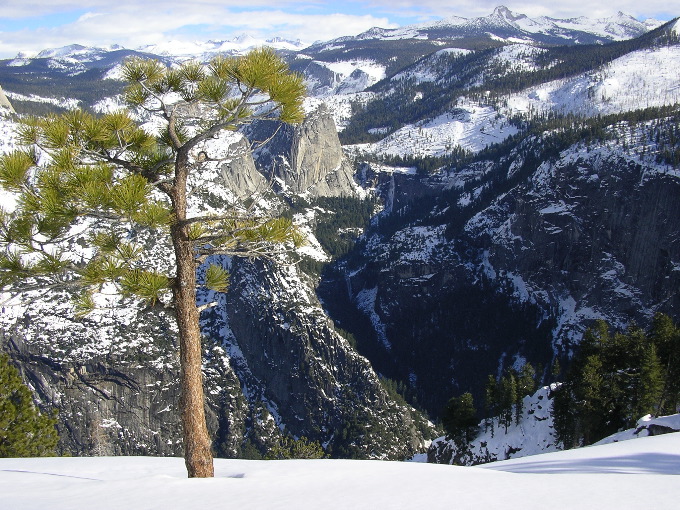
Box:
(504, 45, 680, 117)
(596, 414, 680, 445)
(428, 385, 559, 465)
(428, 383, 680, 466)
(344, 29, 680, 159)
(1, 432, 679, 510)
(307, 59, 386, 96)
(348, 101, 519, 157)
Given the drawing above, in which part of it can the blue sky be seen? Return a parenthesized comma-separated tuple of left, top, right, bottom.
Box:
(0, 1, 676, 58)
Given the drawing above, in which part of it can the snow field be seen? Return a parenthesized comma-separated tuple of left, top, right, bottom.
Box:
(347, 102, 519, 158)
(1, 432, 679, 510)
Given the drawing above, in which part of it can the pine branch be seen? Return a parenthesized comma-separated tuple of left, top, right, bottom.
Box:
(179, 212, 263, 227)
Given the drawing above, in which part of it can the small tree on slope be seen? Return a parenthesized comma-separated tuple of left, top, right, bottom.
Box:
(0, 48, 305, 477)
(0, 353, 59, 457)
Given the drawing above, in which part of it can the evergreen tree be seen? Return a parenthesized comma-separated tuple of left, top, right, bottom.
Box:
(0, 353, 59, 457)
(515, 363, 537, 424)
(551, 358, 562, 381)
(484, 374, 497, 435)
(499, 373, 517, 432)
(554, 315, 680, 448)
(441, 392, 478, 450)
(650, 313, 680, 414)
(0, 49, 306, 477)
(635, 343, 664, 418)
(576, 354, 605, 445)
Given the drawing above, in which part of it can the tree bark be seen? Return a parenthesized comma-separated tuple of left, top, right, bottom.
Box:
(171, 151, 214, 478)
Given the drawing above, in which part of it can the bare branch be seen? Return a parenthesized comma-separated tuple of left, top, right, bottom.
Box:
(248, 123, 283, 152)
(197, 301, 218, 312)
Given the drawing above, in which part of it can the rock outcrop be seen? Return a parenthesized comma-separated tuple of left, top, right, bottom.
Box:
(0, 85, 15, 115)
(247, 104, 358, 197)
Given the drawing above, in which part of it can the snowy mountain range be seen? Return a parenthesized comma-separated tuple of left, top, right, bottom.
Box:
(1, 6, 680, 465)
(351, 6, 662, 45)
(4, 6, 663, 65)
(15, 35, 306, 61)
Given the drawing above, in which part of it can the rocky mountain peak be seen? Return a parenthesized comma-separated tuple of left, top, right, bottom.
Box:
(247, 102, 359, 198)
(491, 5, 527, 23)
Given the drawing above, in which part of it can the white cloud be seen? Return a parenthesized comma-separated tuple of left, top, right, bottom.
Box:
(76, 12, 105, 23)
(1, 1, 307, 19)
(0, 3, 395, 57)
(0, 1, 675, 58)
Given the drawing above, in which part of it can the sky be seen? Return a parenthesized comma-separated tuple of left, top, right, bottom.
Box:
(0, 1, 677, 59)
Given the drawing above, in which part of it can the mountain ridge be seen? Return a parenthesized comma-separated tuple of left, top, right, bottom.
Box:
(322, 5, 663, 48)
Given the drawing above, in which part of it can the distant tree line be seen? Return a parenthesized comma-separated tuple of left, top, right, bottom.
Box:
(362, 148, 473, 176)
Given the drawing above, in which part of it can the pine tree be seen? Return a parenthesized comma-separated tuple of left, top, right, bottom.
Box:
(650, 313, 680, 414)
(577, 354, 605, 445)
(442, 392, 478, 449)
(551, 358, 562, 381)
(0, 353, 59, 457)
(635, 343, 664, 418)
(0, 48, 306, 477)
(515, 363, 537, 424)
(484, 374, 497, 435)
(499, 373, 517, 432)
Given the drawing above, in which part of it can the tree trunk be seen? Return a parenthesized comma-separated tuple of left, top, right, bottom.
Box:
(171, 152, 214, 478)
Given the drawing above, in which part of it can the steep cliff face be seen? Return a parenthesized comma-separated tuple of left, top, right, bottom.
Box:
(469, 140, 680, 347)
(322, 119, 680, 418)
(0, 257, 431, 458)
(201, 258, 429, 458)
(248, 104, 358, 197)
(208, 134, 267, 201)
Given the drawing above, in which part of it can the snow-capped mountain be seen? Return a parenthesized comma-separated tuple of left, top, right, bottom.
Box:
(325, 5, 662, 47)
(137, 34, 306, 59)
(15, 35, 306, 62)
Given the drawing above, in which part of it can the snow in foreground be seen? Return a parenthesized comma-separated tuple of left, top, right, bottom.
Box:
(1, 433, 678, 510)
